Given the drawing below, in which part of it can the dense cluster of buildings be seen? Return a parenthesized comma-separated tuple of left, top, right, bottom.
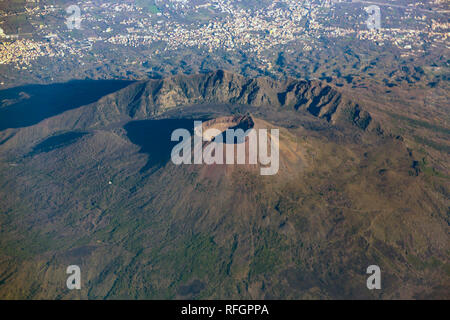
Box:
(0, 0, 448, 67)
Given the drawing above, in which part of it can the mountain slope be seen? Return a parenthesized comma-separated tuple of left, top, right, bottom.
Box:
(0, 72, 448, 299)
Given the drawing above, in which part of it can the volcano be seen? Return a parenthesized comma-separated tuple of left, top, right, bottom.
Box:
(0, 71, 448, 299)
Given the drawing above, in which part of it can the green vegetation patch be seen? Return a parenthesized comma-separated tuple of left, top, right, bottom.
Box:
(135, 0, 160, 14)
(250, 230, 285, 277)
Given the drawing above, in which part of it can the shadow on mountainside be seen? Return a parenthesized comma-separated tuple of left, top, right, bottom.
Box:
(124, 119, 197, 172)
(0, 80, 134, 131)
